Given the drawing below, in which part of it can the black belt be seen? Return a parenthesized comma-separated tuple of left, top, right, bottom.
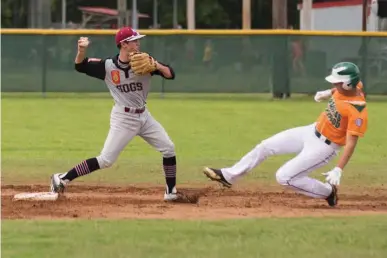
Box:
(315, 129, 331, 145)
(124, 107, 145, 114)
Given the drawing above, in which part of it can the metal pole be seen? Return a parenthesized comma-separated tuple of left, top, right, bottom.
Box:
(302, 0, 312, 30)
(37, 0, 43, 28)
(362, 0, 368, 31)
(187, 0, 195, 29)
(272, 0, 290, 99)
(282, 0, 288, 28)
(361, 0, 368, 95)
(153, 0, 158, 28)
(61, 0, 66, 28)
(272, 0, 287, 28)
(41, 35, 47, 97)
(117, 0, 126, 27)
(242, 0, 251, 29)
(173, 0, 178, 28)
(132, 0, 138, 29)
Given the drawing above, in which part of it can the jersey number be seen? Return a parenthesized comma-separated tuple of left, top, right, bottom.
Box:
(117, 83, 143, 93)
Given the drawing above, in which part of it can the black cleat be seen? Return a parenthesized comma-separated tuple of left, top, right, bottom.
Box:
(203, 167, 232, 188)
(326, 184, 338, 207)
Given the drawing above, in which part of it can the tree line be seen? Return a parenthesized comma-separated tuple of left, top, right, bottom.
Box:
(2, 0, 338, 29)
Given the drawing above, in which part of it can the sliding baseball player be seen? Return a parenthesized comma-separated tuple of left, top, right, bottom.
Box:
(204, 62, 368, 207)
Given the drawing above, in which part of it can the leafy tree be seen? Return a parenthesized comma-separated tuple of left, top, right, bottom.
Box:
(1, 0, 27, 28)
(2, 0, 300, 29)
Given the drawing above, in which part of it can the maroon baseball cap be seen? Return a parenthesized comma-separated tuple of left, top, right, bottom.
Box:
(115, 27, 146, 45)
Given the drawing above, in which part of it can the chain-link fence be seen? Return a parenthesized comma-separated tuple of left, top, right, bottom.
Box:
(2, 30, 387, 95)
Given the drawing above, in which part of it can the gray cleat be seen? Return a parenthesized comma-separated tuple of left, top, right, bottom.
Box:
(50, 173, 66, 193)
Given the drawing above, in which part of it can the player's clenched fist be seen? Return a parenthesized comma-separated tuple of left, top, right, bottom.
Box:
(78, 37, 90, 51)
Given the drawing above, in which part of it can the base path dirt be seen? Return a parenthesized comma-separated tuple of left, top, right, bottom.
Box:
(2, 184, 387, 220)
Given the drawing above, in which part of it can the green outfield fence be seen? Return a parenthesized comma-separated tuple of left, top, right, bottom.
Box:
(1, 29, 387, 95)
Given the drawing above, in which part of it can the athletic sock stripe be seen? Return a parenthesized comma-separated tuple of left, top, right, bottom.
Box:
(75, 165, 83, 174)
(75, 160, 91, 176)
(62, 157, 100, 182)
(76, 164, 86, 175)
(76, 164, 84, 175)
(164, 164, 176, 178)
(81, 161, 90, 174)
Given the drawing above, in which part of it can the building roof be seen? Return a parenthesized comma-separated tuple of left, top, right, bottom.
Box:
(298, 0, 371, 10)
(78, 6, 150, 18)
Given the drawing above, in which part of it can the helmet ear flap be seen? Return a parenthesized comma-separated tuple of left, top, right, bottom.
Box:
(342, 83, 352, 90)
(342, 76, 360, 90)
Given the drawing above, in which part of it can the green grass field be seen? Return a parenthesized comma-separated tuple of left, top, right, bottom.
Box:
(3, 217, 387, 258)
(2, 93, 387, 258)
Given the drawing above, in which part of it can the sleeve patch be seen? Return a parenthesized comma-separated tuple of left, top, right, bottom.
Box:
(355, 118, 363, 127)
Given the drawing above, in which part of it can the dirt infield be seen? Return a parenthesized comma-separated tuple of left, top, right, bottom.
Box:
(2, 184, 387, 220)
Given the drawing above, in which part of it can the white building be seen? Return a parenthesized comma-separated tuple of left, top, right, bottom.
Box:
(298, 0, 382, 31)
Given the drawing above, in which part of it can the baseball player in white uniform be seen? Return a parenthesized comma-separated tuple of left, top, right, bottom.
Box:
(203, 62, 368, 207)
(50, 27, 185, 202)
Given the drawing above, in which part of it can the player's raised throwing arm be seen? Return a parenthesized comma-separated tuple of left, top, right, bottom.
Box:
(74, 37, 88, 64)
(74, 37, 106, 80)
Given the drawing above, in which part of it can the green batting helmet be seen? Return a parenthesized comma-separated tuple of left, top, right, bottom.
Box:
(325, 62, 360, 90)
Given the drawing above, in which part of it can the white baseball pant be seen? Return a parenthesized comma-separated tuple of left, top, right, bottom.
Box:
(221, 123, 341, 198)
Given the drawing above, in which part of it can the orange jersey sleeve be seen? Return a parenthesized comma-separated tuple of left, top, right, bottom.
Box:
(344, 101, 368, 137)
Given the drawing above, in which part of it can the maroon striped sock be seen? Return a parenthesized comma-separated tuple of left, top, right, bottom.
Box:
(61, 158, 100, 181)
(163, 156, 176, 193)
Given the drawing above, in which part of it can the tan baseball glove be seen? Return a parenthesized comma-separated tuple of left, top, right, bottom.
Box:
(129, 52, 158, 75)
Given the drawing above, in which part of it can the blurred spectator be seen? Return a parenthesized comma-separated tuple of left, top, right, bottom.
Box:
(289, 25, 306, 76)
(203, 39, 214, 69)
(241, 37, 255, 72)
